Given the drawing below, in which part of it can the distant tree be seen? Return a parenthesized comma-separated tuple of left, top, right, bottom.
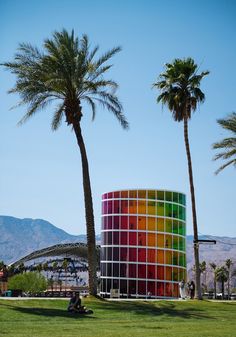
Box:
(225, 259, 233, 300)
(8, 272, 47, 294)
(153, 58, 209, 299)
(42, 262, 49, 280)
(0, 261, 4, 270)
(62, 259, 69, 292)
(18, 263, 25, 274)
(36, 263, 43, 274)
(209, 262, 217, 299)
(47, 276, 54, 293)
(212, 112, 236, 174)
(215, 266, 228, 299)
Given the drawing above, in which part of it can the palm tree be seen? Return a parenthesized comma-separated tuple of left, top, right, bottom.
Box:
(2, 29, 128, 295)
(215, 266, 228, 299)
(62, 259, 69, 292)
(199, 261, 207, 292)
(153, 58, 209, 299)
(225, 259, 233, 300)
(212, 112, 236, 174)
(209, 262, 217, 299)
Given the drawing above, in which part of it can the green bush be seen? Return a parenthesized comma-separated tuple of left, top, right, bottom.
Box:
(8, 272, 47, 293)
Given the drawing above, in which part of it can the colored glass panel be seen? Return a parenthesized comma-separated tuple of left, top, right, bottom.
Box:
(173, 283, 179, 297)
(138, 265, 146, 278)
(121, 191, 128, 198)
(138, 248, 146, 262)
(157, 218, 164, 232)
(165, 219, 172, 233)
(107, 200, 113, 214)
(120, 248, 128, 261)
(165, 234, 173, 249)
(147, 281, 156, 296)
(179, 237, 185, 251)
(172, 267, 179, 281)
(166, 267, 172, 280)
(128, 280, 137, 294)
(129, 248, 137, 261)
(129, 190, 137, 199)
(120, 279, 127, 294)
(113, 232, 119, 245)
(113, 216, 119, 229)
(148, 233, 156, 246)
(129, 231, 137, 245)
(173, 204, 178, 219)
(147, 201, 156, 215)
(173, 236, 178, 250)
(157, 191, 164, 200)
(129, 200, 137, 214)
(138, 232, 146, 246)
(138, 281, 146, 295)
(172, 251, 179, 266)
(157, 266, 164, 280)
(179, 206, 185, 220)
(121, 200, 128, 214)
(173, 192, 178, 203)
(157, 234, 164, 247)
(129, 216, 137, 230)
(113, 191, 120, 199)
(113, 200, 120, 213)
(129, 264, 137, 278)
(147, 249, 156, 263)
(113, 263, 119, 277)
(179, 221, 186, 236)
(157, 250, 164, 264)
(113, 247, 119, 261)
(120, 216, 128, 229)
(166, 191, 172, 202)
(138, 190, 146, 199)
(107, 216, 112, 229)
(165, 203, 172, 217)
(157, 282, 164, 296)
(138, 200, 146, 214)
(148, 190, 156, 200)
(165, 250, 172, 265)
(147, 265, 155, 279)
(173, 220, 178, 234)
(120, 232, 128, 245)
(165, 283, 172, 297)
(147, 217, 156, 231)
(157, 202, 164, 216)
(138, 216, 146, 230)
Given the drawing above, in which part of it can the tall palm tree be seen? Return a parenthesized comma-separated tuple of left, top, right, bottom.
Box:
(153, 58, 209, 299)
(225, 258, 233, 300)
(215, 266, 228, 299)
(2, 29, 128, 295)
(209, 262, 217, 299)
(212, 112, 236, 174)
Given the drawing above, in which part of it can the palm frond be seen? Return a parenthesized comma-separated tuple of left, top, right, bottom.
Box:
(51, 104, 65, 130)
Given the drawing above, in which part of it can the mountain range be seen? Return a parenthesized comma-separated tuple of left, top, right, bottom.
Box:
(0, 215, 235, 269)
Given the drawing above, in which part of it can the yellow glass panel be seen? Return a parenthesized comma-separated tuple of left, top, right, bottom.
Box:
(157, 218, 164, 232)
(157, 202, 164, 216)
(157, 234, 164, 247)
(148, 233, 156, 247)
(147, 217, 156, 231)
(165, 267, 172, 280)
(147, 201, 156, 215)
(138, 190, 146, 199)
(157, 250, 164, 264)
(165, 219, 172, 233)
(138, 216, 146, 230)
(138, 200, 146, 215)
(165, 250, 172, 265)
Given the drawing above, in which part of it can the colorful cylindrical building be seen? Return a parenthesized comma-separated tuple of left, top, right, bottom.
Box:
(100, 189, 186, 298)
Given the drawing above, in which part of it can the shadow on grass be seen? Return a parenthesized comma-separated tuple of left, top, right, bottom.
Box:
(0, 303, 95, 320)
(93, 299, 213, 320)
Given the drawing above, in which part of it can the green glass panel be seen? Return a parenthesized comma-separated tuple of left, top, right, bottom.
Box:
(165, 191, 172, 202)
(173, 192, 178, 203)
(173, 204, 178, 219)
(182, 194, 186, 206)
(179, 253, 186, 267)
(157, 202, 164, 216)
(173, 220, 178, 234)
(165, 203, 172, 217)
(172, 251, 178, 265)
(138, 190, 146, 199)
(179, 206, 186, 221)
(178, 222, 184, 236)
(173, 236, 178, 250)
(172, 270, 178, 281)
(148, 190, 156, 200)
(165, 219, 172, 233)
(179, 237, 185, 251)
(157, 191, 164, 200)
(178, 193, 183, 205)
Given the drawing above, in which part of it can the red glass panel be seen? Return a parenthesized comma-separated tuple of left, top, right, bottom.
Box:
(120, 248, 128, 261)
(103, 201, 108, 215)
(113, 200, 120, 214)
(120, 200, 128, 214)
(121, 191, 128, 198)
(147, 249, 156, 263)
(103, 217, 108, 230)
(120, 216, 128, 229)
(165, 282, 172, 297)
(107, 192, 113, 199)
(138, 264, 146, 279)
(129, 264, 137, 278)
(157, 266, 164, 280)
(138, 281, 146, 295)
(173, 283, 179, 297)
(138, 248, 146, 262)
(129, 216, 137, 230)
(107, 200, 113, 214)
(157, 282, 164, 296)
(138, 232, 146, 246)
(165, 267, 172, 280)
(147, 265, 155, 279)
(129, 231, 137, 246)
(129, 248, 137, 262)
(113, 191, 120, 198)
(147, 281, 156, 296)
(120, 232, 128, 245)
(113, 216, 119, 229)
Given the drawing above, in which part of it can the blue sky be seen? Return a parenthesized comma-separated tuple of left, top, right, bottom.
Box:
(0, 0, 235, 237)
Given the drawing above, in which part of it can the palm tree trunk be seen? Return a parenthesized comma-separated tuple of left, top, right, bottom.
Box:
(183, 116, 202, 300)
(73, 118, 97, 296)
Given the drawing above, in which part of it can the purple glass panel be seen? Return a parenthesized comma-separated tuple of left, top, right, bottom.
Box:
(138, 264, 146, 279)
(120, 232, 128, 245)
(129, 264, 137, 278)
(120, 264, 128, 278)
(107, 192, 113, 199)
(120, 279, 127, 294)
(103, 201, 108, 215)
(120, 247, 128, 261)
(107, 216, 113, 229)
(107, 200, 113, 214)
(113, 200, 120, 214)
(120, 216, 128, 229)
(113, 247, 119, 261)
(113, 231, 119, 245)
(113, 216, 119, 229)
(107, 247, 112, 261)
(107, 231, 112, 245)
(113, 263, 119, 277)
(138, 281, 146, 295)
(113, 191, 120, 198)
(129, 248, 137, 262)
(103, 217, 108, 230)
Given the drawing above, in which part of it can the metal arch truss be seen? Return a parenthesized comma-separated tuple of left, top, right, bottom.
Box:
(10, 242, 100, 267)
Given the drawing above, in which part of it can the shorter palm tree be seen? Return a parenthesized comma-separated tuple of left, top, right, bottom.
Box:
(212, 112, 236, 174)
(225, 259, 233, 300)
(215, 266, 228, 299)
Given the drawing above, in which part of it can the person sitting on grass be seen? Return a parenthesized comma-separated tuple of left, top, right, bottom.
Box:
(67, 292, 82, 313)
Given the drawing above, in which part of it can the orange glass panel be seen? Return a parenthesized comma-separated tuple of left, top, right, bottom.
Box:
(147, 217, 156, 231)
(120, 200, 128, 214)
(138, 190, 146, 199)
(147, 249, 156, 263)
(157, 218, 164, 232)
(138, 216, 146, 230)
(157, 250, 164, 264)
(129, 216, 137, 230)
(138, 200, 146, 215)
(148, 233, 156, 247)
(165, 282, 172, 297)
(121, 190, 128, 198)
(129, 200, 137, 214)
(165, 250, 172, 265)
(157, 234, 164, 247)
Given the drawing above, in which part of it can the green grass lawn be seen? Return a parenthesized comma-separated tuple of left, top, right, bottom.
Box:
(0, 297, 235, 337)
